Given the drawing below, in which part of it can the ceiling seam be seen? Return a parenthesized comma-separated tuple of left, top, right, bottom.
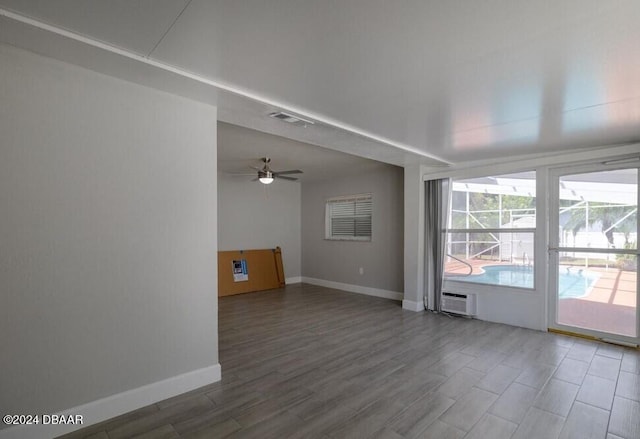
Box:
(146, 0, 193, 58)
(0, 7, 452, 166)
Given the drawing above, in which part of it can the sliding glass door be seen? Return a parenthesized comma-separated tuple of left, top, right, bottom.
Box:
(549, 163, 639, 344)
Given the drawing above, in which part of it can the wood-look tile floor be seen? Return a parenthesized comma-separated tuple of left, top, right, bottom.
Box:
(60, 283, 640, 439)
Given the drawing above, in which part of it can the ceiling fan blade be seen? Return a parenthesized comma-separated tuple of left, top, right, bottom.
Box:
(249, 165, 262, 171)
(273, 169, 303, 175)
(251, 177, 259, 181)
(275, 175, 298, 181)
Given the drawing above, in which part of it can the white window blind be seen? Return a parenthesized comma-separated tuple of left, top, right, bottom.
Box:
(325, 194, 372, 240)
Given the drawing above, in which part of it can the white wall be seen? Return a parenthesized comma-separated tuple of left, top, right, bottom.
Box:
(301, 165, 404, 297)
(403, 164, 427, 311)
(218, 173, 301, 280)
(0, 43, 219, 432)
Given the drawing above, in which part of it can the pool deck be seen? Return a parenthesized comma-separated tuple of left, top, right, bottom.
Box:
(558, 266, 636, 337)
(445, 259, 637, 337)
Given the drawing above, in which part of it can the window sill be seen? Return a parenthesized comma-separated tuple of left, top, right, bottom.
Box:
(443, 279, 538, 294)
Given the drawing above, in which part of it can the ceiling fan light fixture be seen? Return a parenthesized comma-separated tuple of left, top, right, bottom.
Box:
(250, 158, 301, 184)
(259, 176, 274, 184)
(258, 169, 274, 184)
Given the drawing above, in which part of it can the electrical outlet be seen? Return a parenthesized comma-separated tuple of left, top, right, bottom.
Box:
(359, 267, 364, 275)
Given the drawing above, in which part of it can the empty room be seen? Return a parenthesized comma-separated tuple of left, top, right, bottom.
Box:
(1, 2, 639, 439)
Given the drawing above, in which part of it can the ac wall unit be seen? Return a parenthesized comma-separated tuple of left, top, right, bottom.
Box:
(441, 291, 476, 316)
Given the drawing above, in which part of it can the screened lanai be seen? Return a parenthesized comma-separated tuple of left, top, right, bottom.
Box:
(446, 174, 537, 276)
(445, 172, 637, 270)
(443, 168, 638, 338)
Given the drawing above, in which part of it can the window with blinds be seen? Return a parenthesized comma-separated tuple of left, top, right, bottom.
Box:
(325, 194, 372, 240)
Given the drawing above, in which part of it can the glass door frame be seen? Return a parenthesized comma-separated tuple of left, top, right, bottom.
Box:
(548, 161, 639, 346)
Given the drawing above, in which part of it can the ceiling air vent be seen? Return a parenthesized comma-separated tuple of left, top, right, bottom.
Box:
(269, 111, 315, 127)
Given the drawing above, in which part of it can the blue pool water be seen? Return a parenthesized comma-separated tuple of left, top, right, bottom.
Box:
(447, 265, 599, 298)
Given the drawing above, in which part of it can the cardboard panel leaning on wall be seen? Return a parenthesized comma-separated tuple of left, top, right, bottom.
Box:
(301, 165, 404, 294)
(0, 43, 219, 423)
(218, 248, 285, 296)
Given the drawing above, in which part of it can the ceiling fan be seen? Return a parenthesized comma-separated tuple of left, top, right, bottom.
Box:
(250, 157, 303, 184)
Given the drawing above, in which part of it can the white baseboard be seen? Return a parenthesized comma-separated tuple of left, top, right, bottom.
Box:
(0, 364, 221, 439)
(285, 276, 302, 284)
(301, 277, 403, 301)
(402, 299, 425, 312)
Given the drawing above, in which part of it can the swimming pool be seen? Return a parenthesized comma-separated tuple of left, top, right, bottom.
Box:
(446, 265, 600, 298)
